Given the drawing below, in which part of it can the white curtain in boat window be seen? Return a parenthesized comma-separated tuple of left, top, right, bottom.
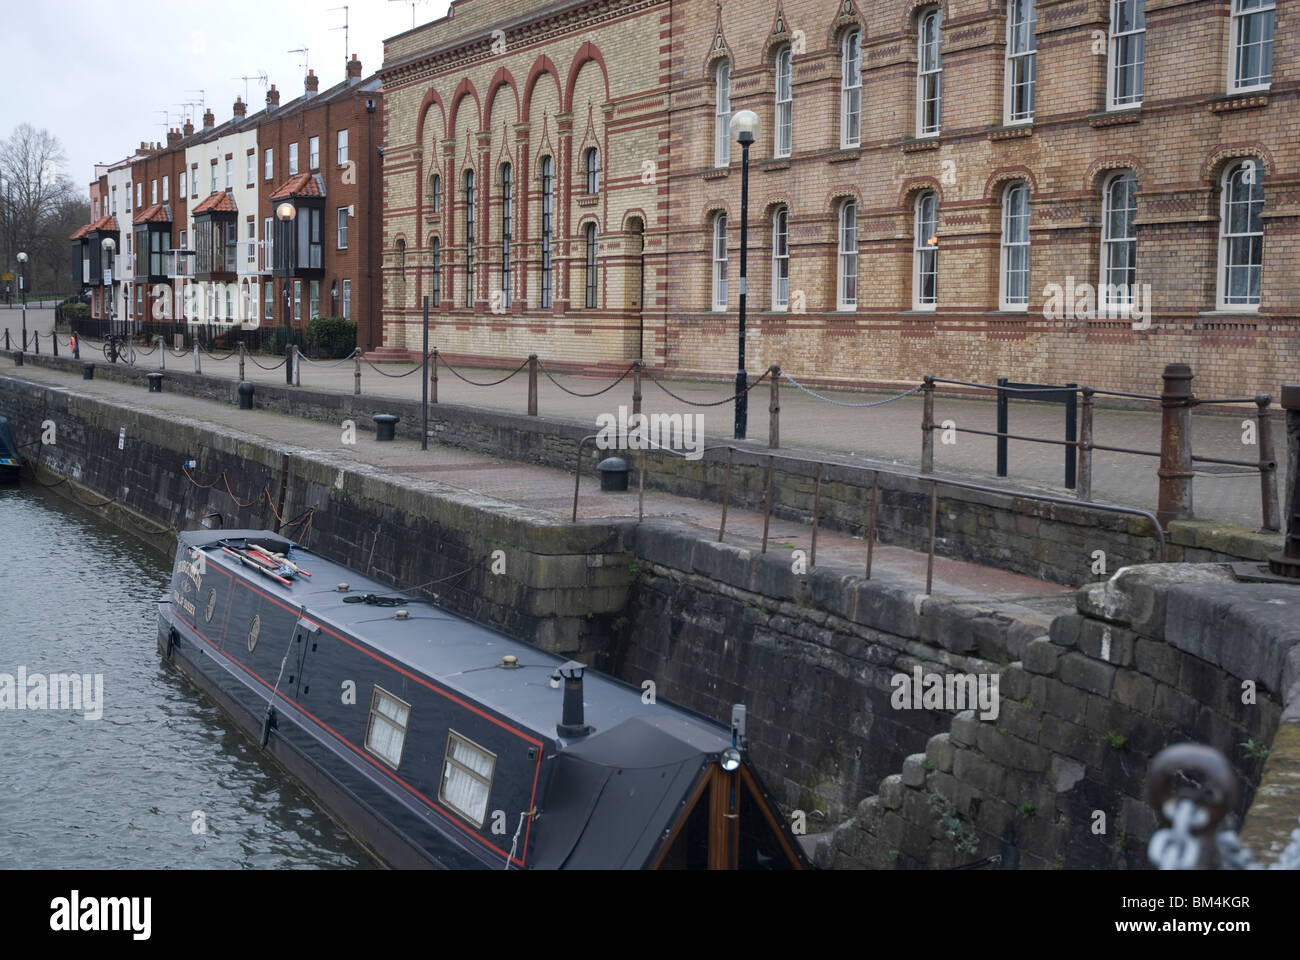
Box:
(441, 733, 496, 825)
(365, 687, 410, 768)
(1231, 0, 1274, 92)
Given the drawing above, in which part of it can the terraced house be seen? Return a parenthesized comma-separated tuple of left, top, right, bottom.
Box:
(379, 0, 1294, 397)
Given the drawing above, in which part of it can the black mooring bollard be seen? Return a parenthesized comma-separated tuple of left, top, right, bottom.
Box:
(599, 456, 630, 492)
(14, 351, 22, 366)
(237, 381, 254, 410)
(83, 363, 94, 380)
(372, 414, 399, 442)
(147, 372, 164, 393)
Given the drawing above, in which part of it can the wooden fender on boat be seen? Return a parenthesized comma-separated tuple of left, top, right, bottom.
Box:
(165, 627, 178, 660)
(260, 705, 276, 748)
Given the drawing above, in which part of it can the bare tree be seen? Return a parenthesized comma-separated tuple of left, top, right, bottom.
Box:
(0, 124, 81, 295)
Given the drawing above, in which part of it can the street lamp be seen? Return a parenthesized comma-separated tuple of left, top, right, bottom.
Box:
(15, 251, 27, 351)
(276, 201, 297, 384)
(100, 238, 116, 355)
(728, 109, 760, 440)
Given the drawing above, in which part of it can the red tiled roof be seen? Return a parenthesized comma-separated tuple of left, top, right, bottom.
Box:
(133, 202, 171, 225)
(269, 172, 323, 201)
(72, 214, 120, 239)
(193, 192, 238, 214)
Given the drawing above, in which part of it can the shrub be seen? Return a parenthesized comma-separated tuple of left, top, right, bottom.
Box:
(61, 302, 89, 322)
(305, 316, 357, 359)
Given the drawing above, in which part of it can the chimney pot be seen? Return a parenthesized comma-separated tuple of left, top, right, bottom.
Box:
(555, 661, 592, 738)
(347, 54, 363, 78)
(267, 84, 281, 107)
(183, 120, 194, 136)
(233, 97, 246, 118)
(202, 108, 215, 129)
(305, 70, 319, 96)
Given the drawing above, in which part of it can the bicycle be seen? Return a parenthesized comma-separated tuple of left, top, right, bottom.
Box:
(102, 333, 136, 365)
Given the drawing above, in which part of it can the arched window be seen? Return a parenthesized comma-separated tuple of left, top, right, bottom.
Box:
(775, 46, 793, 158)
(1107, 0, 1145, 110)
(715, 62, 731, 167)
(463, 169, 475, 307)
(771, 206, 789, 311)
(540, 156, 554, 309)
(1005, 0, 1037, 124)
(395, 238, 407, 308)
(500, 163, 512, 310)
(1000, 182, 1031, 311)
(913, 192, 938, 310)
(584, 223, 598, 309)
(431, 237, 441, 308)
(1219, 161, 1265, 310)
(712, 213, 728, 311)
(837, 200, 857, 310)
(1100, 171, 1138, 314)
(841, 30, 861, 149)
(917, 9, 943, 137)
(1230, 0, 1274, 93)
(430, 173, 441, 214)
(584, 147, 600, 194)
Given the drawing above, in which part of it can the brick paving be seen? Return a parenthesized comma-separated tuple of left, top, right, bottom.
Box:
(3, 308, 1281, 532)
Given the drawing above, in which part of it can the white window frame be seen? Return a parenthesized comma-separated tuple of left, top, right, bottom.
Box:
(264, 217, 273, 271)
(439, 731, 496, 827)
(837, 200, 857, 310)
(162, 176, 169, 202)
(1004, 0, 1037, 125)
(715, 62, 731, 168)
(1107, 0, 1146, 111)
(309, 136, 320, 171)
(289, 142, 299, 176)
(364, 686, 411, 770)
(337, 207, 348, 250)
(191, 165, 199, 198)
(342, 279, 351, 320)
(1229, 0, 1274, 93)
(246, 154, 254, 186)
(771, 207, 789, 311)
(225, 157, 232, 190)
(151, 180, 158, 204)
(1217, 161, 1265, 311)
(917, 9, 943, 138)
(841, 31, 862, 149)
(775, 46, 793, 159)
(179, 171, 186, 200)
(712, 213, 728, 312)
(913, 192, 939, 310)
(999, 182, 1031, 311)
(1099, 171, 1138, 316)
(265, 148, 273, 181)
(337, 128, 349, 166)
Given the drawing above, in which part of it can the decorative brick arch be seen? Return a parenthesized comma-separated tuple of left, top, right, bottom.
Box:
(1200, 143, 1276, 183)
(620, 208, 649, 232)
(983, 165, 1039, 200)
(826, 0, 866, 48)
(484, 67, 520, 126)
(522, 55, 562, 122)
(826, 184, 864, 212)
(415, 88, 447, 147)
(900, 177, 944, 208)
(902, 0, 948, 35)
(448, 78, 482, 135)
(702, 201, 732, 226)
(564, 42, 610, 113)
(761, 194, 794, 218)
(1084, 155, 1145, 192)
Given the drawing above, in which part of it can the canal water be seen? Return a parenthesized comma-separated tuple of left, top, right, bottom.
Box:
(0, 483, 374, 869)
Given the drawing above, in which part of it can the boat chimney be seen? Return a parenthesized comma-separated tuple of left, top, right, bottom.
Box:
(556, 660, 591, 738)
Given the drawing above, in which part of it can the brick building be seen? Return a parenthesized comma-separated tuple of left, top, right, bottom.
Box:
(380, 0, 1294, 397)
(71, 57, 384, 351)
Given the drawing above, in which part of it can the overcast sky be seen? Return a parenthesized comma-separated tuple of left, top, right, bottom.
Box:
(4, 0, 452, 193)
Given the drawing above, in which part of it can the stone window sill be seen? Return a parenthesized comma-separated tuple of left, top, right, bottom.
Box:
(1209, 92, 1269, 113)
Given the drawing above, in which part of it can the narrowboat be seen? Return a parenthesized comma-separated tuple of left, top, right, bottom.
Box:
(157, 529, 809, 869)
(0, 415, 19, 483)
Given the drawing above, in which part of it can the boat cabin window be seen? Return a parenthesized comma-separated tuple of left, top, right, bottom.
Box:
(440, 731, 496, 827)
(365, 686, 411, 770)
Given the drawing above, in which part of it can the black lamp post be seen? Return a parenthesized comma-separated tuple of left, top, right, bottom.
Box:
(100, 238, 116, 349)
(16, 250, 27, 351)
(276, 201, 297, 384)
(728, 109, 760, 441)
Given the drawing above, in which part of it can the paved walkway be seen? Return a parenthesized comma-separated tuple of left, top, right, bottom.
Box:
(4, 307, 1280, 530)
(0, 357, 1070, 613)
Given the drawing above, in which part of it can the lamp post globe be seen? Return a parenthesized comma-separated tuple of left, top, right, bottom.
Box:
(727, 110, 760, 440)
(276, 202, 298, 384)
